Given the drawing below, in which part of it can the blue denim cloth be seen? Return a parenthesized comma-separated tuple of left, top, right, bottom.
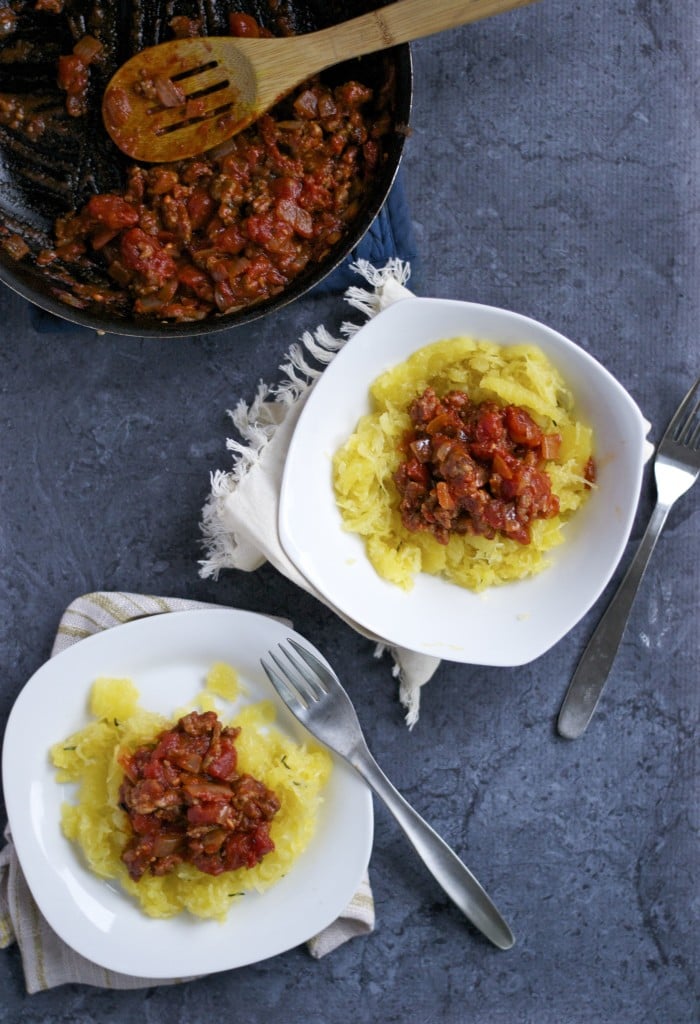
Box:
(309, 170, 419, 295)
(27, 171, 417, 334)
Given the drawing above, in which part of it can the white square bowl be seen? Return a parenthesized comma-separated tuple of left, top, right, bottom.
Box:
(279, 296, 649, 666)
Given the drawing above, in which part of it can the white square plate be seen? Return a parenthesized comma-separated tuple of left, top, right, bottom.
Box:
(2, 608, 373, 978)
(279, 296, 649, 665)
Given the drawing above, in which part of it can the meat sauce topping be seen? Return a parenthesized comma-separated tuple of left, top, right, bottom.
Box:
(57, 34, 103, 118)
(394, 387, 585, 546)
(118, 710, 280, 882)
(45, 13, 392, 321)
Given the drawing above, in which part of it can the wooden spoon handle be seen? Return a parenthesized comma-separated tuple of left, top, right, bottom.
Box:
(297, 0, 538, 67)
(104, 0, 539, 161)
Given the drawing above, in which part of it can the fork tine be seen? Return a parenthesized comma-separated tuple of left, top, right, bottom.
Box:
(678, 396, 700, 446)
(260, 656, 308, 712)
(688, 416, 700, 450)
(668, 377, 700, 443)
(676, 399, 700, 444)
(287, 639, 333, 693)
(276, 641, 327, 701)
(266, 650, 313, 708)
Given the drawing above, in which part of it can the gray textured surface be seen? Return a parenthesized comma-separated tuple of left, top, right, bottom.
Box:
(1, 2, 698, 1022)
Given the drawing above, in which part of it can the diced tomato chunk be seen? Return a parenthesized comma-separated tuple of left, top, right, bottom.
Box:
(228, 12, 261, 37)
(120, 227, 176, 285)
(85, 195, 139, 231)
(271, 176, 303, 200)
(57, 54, 85, 93)
(505, 405, 543, 447)
(186, 189, 214, 229)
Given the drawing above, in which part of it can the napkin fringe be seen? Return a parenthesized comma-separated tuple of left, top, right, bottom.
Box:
(342, 257, 412, 328)
(199, 259, 411, 581)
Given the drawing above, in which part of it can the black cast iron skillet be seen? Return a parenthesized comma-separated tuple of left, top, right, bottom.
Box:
(0, 0, 412, 338)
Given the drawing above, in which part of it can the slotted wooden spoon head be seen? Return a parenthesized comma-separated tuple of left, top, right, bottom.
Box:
(102, 36, 287, 163)
(103, 0, 540, 163)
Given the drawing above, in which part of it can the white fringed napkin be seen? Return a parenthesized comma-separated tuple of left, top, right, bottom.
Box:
(200, 260, 442, 727)
(0, 592, 374, 993)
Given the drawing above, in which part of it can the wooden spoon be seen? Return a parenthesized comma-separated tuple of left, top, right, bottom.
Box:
(102, 0, 538, 163)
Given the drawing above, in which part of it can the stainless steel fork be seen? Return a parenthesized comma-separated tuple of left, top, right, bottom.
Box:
(261, 639, 515, 950)
(558, 376, 700, 739)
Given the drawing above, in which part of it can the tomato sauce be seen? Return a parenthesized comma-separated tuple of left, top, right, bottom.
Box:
(46, 14, 392, 321)
(118, 710, 280, 881)
(394, 387, 564, 546)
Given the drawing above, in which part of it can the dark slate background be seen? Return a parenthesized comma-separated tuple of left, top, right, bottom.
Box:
(1, 2, 698, 1022)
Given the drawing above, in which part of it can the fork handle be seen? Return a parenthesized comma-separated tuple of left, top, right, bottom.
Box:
(350, 748, 514, 949)
(557, 498, 671, 740)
